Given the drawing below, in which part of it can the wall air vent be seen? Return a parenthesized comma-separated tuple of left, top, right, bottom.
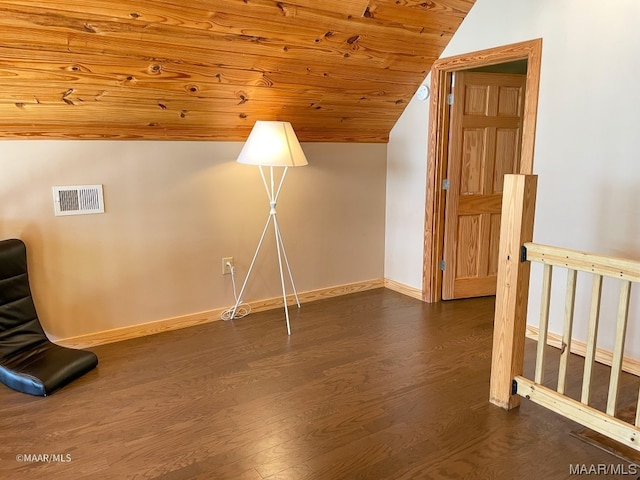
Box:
(52, 185, 105, 216)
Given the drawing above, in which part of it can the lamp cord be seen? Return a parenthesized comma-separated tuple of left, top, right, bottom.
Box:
(221, 265, 251, 320)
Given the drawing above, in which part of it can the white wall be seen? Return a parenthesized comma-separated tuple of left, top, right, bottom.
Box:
(1, 141, 386, 339)
(386, 0, 640, 356)
(385, 93, 429, 289)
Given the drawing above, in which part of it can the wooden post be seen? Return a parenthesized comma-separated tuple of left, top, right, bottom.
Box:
(489, 174, 537, 409)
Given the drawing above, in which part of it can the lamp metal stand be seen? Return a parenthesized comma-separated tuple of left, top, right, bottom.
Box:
(231, 166, 300, 335)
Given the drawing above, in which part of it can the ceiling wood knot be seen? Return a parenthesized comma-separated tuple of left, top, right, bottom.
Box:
(83, 23, 98, 33)
(68, 64, 91, 73)
(130, 12, 141, 18)
(158, 103, 167, 110)
(187, 85, 199, 93)
(258, 75, 273, 87)
(362, 7, 373, 18)
(346, 35, 360, 45)
(149, 64, 163, 75)
(239, 34, 265, 43)
(62, 89, 75, 105)
(237, 92, 248, 105)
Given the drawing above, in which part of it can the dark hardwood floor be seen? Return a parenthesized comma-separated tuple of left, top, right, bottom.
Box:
(0, 289, 629, 479)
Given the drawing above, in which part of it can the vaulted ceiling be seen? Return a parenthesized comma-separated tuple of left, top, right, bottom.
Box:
(0, 0, 476, 142)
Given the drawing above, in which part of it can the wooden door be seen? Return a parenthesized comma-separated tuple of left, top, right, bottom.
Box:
(442, 71, 526, 300)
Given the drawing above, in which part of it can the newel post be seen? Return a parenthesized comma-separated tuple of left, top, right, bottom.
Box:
(489, 174, 538, 409)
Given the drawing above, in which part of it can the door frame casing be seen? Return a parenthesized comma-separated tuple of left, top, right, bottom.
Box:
(422, 38, 543, 303)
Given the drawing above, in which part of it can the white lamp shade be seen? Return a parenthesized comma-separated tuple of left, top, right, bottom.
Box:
(237, 121, 308, 167)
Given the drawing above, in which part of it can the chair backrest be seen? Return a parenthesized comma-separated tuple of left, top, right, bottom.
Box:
(0, 239, 48, 361)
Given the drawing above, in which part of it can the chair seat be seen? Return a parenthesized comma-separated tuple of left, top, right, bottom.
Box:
(0, 340, 98, 396)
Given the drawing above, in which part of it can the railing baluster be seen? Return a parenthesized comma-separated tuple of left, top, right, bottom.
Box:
(635, 378, 640, 426)
(581, 274, 603, 405)
(534, 263, 553, 384)
(606, 280, 632, 417)
(635, 384, 640, 427)
(557, 269, 577, 395)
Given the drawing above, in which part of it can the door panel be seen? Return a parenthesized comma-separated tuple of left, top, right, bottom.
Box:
(456, 215, 480, 278)
(460, 129, 485, 194)
(442, 71, 526, 300)
(498, 86, 523, 115)
(494, 128, 520, 193)
(488, 213, 502, 276)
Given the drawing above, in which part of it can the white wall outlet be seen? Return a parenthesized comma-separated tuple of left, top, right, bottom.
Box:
(222, 257, 234, 275)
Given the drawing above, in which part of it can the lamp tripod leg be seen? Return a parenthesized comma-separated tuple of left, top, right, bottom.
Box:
(230, 213, 273, 319)
(273, 215, 301, 308)
(273, 213, 292, 335)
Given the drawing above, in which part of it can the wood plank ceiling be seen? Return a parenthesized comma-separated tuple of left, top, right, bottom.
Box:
(0, 0, 476, 142)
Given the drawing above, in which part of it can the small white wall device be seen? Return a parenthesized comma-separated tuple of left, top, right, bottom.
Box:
(416, 84, 430, 101)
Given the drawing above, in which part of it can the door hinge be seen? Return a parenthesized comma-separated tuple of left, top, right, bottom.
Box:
(447, 93, 454, 105)
(442, 179, 450, 191)
(440, 260, 446, 271)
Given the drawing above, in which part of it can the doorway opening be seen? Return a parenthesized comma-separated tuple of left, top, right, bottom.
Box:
(422, 39, 543, 303)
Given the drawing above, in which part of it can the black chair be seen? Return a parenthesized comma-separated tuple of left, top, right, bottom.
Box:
(0, 238, 98, 396)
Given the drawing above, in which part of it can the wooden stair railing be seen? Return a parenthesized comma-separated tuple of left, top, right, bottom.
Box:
(490, 174, 640, 452)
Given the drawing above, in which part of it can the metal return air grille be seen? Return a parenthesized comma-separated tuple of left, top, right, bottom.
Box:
(52, 185, 104, 216)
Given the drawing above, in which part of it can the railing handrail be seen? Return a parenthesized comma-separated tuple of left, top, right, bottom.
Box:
(524, 242, 640, 282)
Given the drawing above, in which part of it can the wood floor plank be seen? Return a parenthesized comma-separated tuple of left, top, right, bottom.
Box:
(0, 289, 629, 479)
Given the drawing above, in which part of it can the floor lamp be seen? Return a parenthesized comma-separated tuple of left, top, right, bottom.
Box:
(230, 121, 308, 335)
